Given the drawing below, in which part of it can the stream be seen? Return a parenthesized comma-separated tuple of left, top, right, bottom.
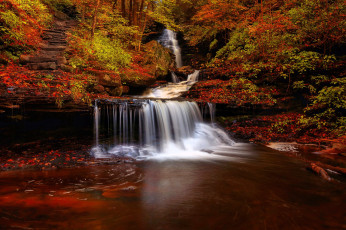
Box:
(0, 144, 345, 229)
(0, 28, 345, 229)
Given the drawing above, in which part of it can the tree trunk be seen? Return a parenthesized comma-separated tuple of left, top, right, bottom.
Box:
(138, 2, 148, 51)
(112, 0, 118, 10)
(91, 0, 101, 39)
(81, 4, 86, 22)
(133, 0, 138, 26)
(139, 0, 145, 20)
(121, 0, 126, 18)
(129, 0, 133, 25)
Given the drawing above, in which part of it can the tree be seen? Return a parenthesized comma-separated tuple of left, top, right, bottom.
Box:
(91, 0, 101, 39)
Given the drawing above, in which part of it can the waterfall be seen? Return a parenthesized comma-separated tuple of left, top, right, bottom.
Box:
(186, 70, 199, 82)
(171, 71, 180, 83)
(92, 30, 233, 160)
(143, 70, 200, 99)
(159, 29, 183, 68)
(94, 100, 100, 146)
(207, 102, 216, 123)
(145, 28, 201, 98)
(92, 99, 234, 159)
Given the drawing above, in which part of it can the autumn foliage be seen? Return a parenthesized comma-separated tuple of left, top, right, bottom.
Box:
(0, 0, 52, 63)
(179, 0, 345, 137)
(0, 0, 345, 139)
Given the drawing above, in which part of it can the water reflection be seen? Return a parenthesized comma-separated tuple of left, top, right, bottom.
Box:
(0, 144, 345, 229)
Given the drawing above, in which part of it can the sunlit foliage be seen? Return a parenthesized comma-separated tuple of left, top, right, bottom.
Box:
(181, 0, 345, 136)
(0, 0, 52, 62)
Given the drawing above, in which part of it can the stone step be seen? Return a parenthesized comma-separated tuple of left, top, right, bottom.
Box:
(48, 42, 68, 46)
(43, 29, 65, 33)
(48, 40, 67, 43)
(53, 21, 67, 27)
(42, 34, 66, 39)
(37, 50, 63, 56)
(46, 37, 67, 41)
(48, 39, 67, 43)
(45, 32, 67, 35)
(56, 56, 67, 66)
(48, 37, 67, 40)
(27, 62, 57, 70)
(40, 45, 66, 51)
(21, 56, 57, 63)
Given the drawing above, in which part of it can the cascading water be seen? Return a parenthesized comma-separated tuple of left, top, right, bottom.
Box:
(92, 29, 235, 160)
(141, 28, 201, 98)
(171, 71, 180, 83)
(159, 29, 183, 68)
(143, 70, 200, 98)
(92, 99, 234, 160)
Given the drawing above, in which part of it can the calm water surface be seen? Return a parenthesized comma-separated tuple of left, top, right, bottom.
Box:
(0, 143, 345, 230)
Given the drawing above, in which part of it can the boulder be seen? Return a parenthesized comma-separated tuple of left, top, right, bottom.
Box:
(19, 55, 31, 64)
(56, 56, 67, 66)
(94, 84, 105, 93)
(122, 86, 130, 94)
(176, 66, 195, 76)
(121, 70, 156, 88)
(105, 86, 123, 96)
(142, 40, 175, 78)
(55, 11, 70, 20)
(86, 70, 122, 88)
(121, 41, 174, 89)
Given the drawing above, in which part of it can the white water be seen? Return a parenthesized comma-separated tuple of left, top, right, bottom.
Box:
(92, 99, 235, 160)
(143, 70, 200, 99)
(141, 28, 201, 99)
(159, 29, 183, 68)
(92, 29, 234, 160)
(171, 71, 180, 83)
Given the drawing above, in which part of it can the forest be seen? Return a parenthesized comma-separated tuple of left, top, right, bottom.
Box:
(1, 0, 345, 144)
(0, 0, 345, 229)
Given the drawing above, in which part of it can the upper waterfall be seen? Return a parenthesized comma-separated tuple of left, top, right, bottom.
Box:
(159, 29, 183, 68)
(140, 28, 200, 99)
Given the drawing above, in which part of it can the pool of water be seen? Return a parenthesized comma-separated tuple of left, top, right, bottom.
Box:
(0, 143, 345, 230)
